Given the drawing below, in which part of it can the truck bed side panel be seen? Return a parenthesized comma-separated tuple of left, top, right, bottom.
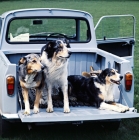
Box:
(0, 50, 17, 114)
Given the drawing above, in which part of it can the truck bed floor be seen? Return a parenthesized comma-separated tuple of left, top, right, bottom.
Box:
(18, 107, 138, 122)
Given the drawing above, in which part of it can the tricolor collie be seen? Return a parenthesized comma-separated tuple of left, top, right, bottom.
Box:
(18, 54, 44, 115)
(40, 39, 71, 113)
(68, 68, 129, 113)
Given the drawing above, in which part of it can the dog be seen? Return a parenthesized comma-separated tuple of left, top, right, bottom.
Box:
(40, 38, 72, 113)
(82, 66, 102, 78)
(18, 53, 44, 115)
(68, 68, 129, 113)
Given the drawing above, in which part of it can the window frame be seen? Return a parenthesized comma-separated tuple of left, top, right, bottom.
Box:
(6, 16, 91, 44)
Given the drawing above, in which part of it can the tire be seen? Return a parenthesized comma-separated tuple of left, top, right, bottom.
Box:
(0, 114, 11, 138)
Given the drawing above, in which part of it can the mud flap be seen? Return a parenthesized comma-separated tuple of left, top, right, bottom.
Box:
(18, 107, 139, 123)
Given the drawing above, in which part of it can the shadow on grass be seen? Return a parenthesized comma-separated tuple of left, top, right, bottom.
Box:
(2, 118, 139, 140)
(0, 116, 138, 140)
(2, 120, 123, 140)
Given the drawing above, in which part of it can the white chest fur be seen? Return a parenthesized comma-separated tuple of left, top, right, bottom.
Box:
(23, 73, 37, 88)
(43, 58, 68, 87)
(24, 73, 36, 84)
(94, 82, 114, 102)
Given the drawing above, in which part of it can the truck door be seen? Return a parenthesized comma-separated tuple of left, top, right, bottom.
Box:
(0, 16, 2, 45)
(95, 15, 135, 69)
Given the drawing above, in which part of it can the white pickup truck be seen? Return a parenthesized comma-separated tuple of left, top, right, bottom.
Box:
(0, 8, 139, 136)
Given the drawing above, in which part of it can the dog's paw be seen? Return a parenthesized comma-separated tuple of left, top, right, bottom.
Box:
(116, 107, 126, 113)
(23, 109, 30, 116)
(122, 106, 129, 111)
(33, 106, 39, 114)
(116, 104, 129, 111)
(64, 106, 70, 113)
(46, 107, 53, 113)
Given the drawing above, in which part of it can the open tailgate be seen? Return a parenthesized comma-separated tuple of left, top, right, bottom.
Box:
(18, 107, 139, 122)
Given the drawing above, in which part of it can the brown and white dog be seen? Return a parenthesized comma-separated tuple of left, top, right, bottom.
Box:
(68, 68, 129, 113)
(18, 54, 44, 115)
(40, 38, 72, 113)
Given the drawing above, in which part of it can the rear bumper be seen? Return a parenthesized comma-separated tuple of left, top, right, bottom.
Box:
(2, 107, 139, 122)
(2, 113, 19, 119)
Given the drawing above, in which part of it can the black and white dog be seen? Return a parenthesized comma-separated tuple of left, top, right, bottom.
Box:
(68, 68, 129, 113)
(40, 38, 71, 113)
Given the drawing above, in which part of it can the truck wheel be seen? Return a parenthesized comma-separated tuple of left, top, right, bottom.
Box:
(100, 119, 121, 130)
(0, 115, 11, 137)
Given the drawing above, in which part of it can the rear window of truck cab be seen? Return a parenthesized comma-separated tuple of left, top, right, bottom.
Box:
(6, 17, 91, 44)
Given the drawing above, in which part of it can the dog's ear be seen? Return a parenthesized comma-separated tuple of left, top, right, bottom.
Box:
(101, 69, 110, 78)
(42, 41, 56, 53)
(65, 39, 70, 48)
(18, 57, 27, 65)
(82, 72, 91, 78)
(90, 66, 94, 72)
(42, 41, 56, 59)
(47, 41, 56, 49)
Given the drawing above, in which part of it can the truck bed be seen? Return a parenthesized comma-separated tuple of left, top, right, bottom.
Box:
(18, 107, 138, 122)
(1, 49, 139, 121)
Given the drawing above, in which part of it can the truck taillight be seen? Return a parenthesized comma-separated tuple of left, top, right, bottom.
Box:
(125, 73, 132, 91)
(6, 76, 15, 96)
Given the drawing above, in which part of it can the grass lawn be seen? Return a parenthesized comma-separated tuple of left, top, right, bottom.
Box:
(0, 0, 139, 140)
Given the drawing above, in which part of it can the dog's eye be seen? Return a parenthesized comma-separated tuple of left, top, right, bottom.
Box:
(58, 47, 63, 51)
(32, 60, 37, 63)
(111, 72, 115, 75)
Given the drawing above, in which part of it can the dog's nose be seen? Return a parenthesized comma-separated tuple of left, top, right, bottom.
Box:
(68, 51, 72, 55)
(120, 76, 123, 80)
